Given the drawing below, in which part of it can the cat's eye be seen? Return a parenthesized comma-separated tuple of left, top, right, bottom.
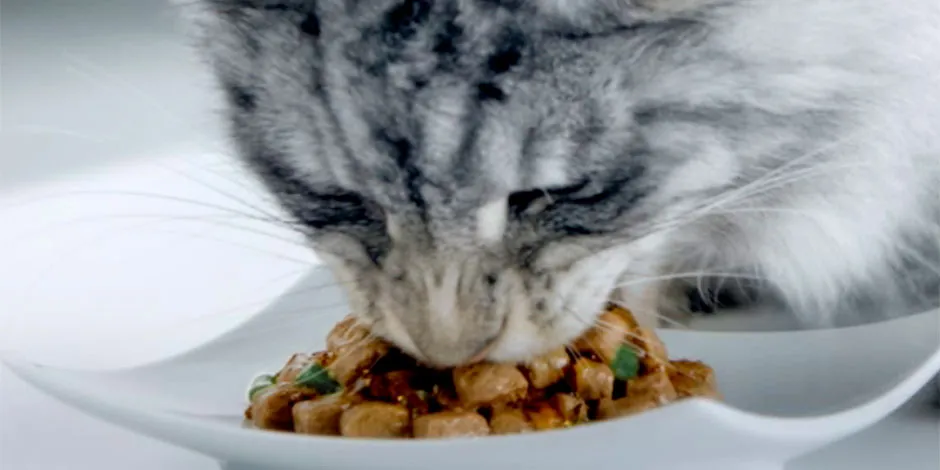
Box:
(508, 188, 550, 215)
(507, 180, 591, 216)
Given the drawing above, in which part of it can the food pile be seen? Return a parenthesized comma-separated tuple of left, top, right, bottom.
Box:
(244, 304, 720, 439)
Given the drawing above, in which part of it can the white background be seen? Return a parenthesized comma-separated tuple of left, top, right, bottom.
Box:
(1, 2, 936, 469)
(2, 2, 318, 468)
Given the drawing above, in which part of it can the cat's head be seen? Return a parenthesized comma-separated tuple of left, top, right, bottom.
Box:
(182, 0, 759, 366)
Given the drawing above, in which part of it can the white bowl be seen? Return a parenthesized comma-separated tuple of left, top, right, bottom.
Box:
(4, 267, 939, 470)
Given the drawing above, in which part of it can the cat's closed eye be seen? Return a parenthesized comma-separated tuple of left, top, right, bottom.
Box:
(282, 189, 382, 230)
(507, 180, 591, 216)
(266, 181, 390, 263)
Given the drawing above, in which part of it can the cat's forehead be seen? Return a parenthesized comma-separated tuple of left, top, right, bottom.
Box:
(335, 137, 577, 216)
(331, 1, 533, 89)
(309, 5, 613, 211)
(207, 0, 648, 218)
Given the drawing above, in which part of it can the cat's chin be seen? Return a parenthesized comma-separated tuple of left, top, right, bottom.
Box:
(484, 301, 585, 364)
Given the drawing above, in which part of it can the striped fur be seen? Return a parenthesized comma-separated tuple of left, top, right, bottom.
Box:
(180, 0, 940, 366)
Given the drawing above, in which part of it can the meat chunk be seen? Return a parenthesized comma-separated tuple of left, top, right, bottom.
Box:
(627, 366, 677, 405)
(489, 409, 533, 435)
(551, 393, 588, 424)
(629, 327, 670, 371)
(246, 303, 722, 439)
(326, 316, 371, 352)
(669, 360, 721, 399)
(250, 385, 317, 431)
(526, 402, 566, 430)
(322, 315, 392, 385)
(596, 396, 660, 419)
(431, 383, 465, 412)
(292, 395, 350, 435)
(599, 352, 679, 421)
(608, 304, 641, 329)
(524, 347, 571, 389)
(413, 411, 490, 439)
(328, 337, 390, 385)
(276, 352, 330, 384)
(452, 363, 528, 408)
(339, 402, 411, 438)
(369, 370, 430, 415)
(573, 309, 631, 363)
(568, 358, 614, 400)
(369, 370, 415, 400)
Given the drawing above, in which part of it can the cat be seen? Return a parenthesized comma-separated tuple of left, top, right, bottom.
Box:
(176, 0, 940, 367)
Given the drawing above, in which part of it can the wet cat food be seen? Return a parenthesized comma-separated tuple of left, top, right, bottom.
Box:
(244, 304, 720, 439)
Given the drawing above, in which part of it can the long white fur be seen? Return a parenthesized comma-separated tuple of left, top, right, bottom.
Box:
(182, 0, 940, 367)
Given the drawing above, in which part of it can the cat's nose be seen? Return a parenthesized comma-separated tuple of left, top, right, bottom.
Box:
(413, 330, 502, 368)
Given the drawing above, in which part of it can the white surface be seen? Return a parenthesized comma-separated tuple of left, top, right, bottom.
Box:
(5, 265, 940, 470)
(0, 157, 937, 470)
(0, 152, 319, 470)
(0, 0, 221, 189)
(0, 151, 320, 368)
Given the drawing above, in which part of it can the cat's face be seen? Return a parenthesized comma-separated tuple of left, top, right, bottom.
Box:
(188, 0, 749, 366)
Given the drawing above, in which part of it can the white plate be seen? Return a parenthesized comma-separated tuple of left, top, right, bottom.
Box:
(4, 267, 940, 470)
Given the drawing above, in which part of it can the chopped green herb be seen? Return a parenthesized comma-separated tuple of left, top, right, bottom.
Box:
(610, 345, 640, 380)
(247, 374, 276, 401)
(294, 364, 341, 394)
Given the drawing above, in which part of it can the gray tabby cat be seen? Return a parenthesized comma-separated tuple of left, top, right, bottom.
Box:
(178, 0, 940, 367)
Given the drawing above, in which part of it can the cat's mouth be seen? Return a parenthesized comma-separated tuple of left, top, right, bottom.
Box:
(466, 315, 510, 364)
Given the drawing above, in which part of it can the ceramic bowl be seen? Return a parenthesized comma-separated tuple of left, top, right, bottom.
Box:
(5, 267, 939, 470)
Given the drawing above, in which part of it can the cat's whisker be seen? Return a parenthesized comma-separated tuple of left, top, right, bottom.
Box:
(705, 207, 834, 218)
(663, 166, 845, 232)
(643, 131, 872, 237)
(566, 313, 673, 366)
(564, 344, 586, 363)
(173, 300, 357, 349)
(727, 161, 877, 206)
(613, 271, 765, 289)
(604, 155, 879, 261)
(693, 253, 710, 312)
(12, 217, 323, 315)
(894, 239, 940, 277)
(605, 299, 691, 330)
(328, 332, 390, 375)
(26, 284, 358, 358)
(2, 125, 119, 144)
(123, 276, 360, 340)
(61, 49, 189, 125)
(9, 213, 311, 252)
(172, 275, 361, 325)
(601, 329, 673, 367)
(1, 190, 299, 230)
(134, 224, 317, 265)
(150, 159, 287, 223)
(707, 129, 867, 203)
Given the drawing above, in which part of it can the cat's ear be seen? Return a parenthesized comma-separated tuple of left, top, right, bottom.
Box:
(534, 0, 725, 31)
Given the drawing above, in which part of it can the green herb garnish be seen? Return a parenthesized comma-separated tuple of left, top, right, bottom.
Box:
(294, 364, 341, 394)
(610, 345, 640, 380)
(247, 374, 276, 401)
